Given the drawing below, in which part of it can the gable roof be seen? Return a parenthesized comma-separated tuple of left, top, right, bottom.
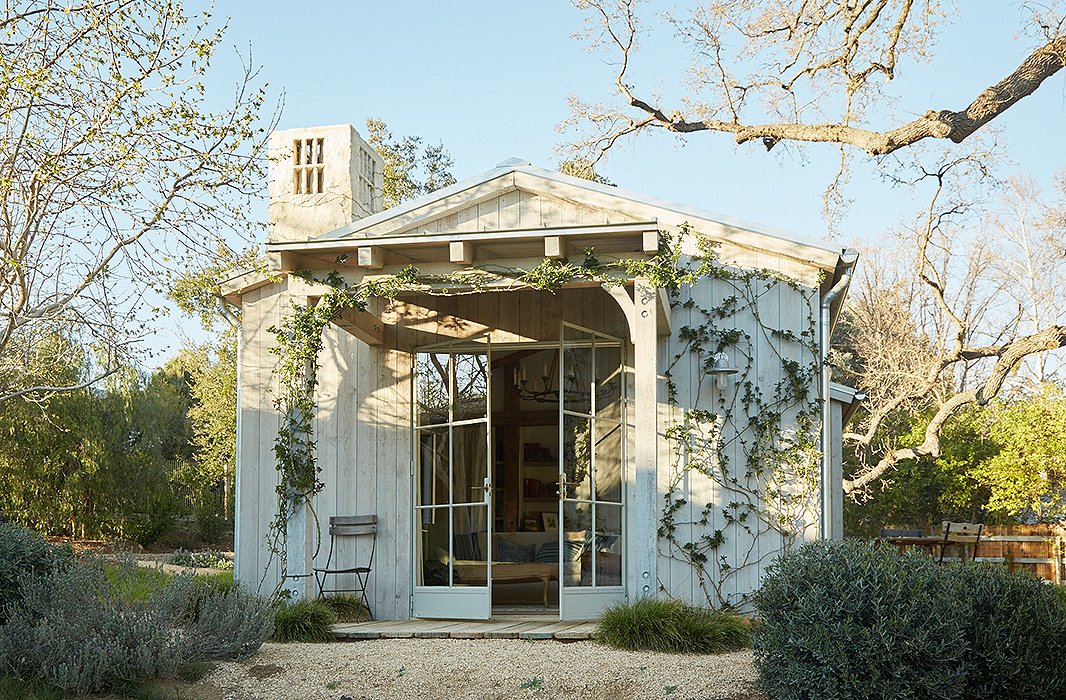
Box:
(283, 160, 847, 272)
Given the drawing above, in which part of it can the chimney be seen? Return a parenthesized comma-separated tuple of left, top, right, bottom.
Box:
(268, 124, 385, 242)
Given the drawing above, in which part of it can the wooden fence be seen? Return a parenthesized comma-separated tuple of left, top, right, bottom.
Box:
(943, 525, 1065, 583)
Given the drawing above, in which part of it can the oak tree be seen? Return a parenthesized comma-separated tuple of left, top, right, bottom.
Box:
(568, 1, 1065, 158)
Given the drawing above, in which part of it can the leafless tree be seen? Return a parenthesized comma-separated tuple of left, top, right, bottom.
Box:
(838, 158, 1066, 494)
(566, 0, 1065, 158)
(0, 0, 274, 403)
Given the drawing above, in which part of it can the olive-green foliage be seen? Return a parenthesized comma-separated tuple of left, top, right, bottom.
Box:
(365, 117, 456, 209)
(846, 386, 1066, 535)
(953, 564, 1066, 699)
(844, 406, 996, 536)
(596, 597, 751, 654)
(166, 334, 239, 542)
(0, 523, 72, 624)
(0, 362, 193, 545)
(753, 539, 1066, 700)
(321, 594, 370, 623)
(272, 598, 338, 643)
(0, 557, 272, 695)
(0, 674, 64, 700)
(0, 331, 238, 547)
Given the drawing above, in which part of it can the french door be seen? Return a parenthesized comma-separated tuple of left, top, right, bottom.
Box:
(559, 322, 627, 620)
(411, 338, 492, 619)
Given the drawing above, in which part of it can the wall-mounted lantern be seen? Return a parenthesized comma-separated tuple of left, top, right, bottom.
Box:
(707, 352, 738, 392)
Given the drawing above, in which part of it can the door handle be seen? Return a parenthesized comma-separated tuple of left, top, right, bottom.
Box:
(557, 480, 581, 497)
(483, 476, 492, 504)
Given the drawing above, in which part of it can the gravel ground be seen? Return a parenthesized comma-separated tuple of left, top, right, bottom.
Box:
(206, 641, 764, 700)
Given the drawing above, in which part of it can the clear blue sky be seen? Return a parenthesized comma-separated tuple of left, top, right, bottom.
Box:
(152, 1, 1066, 361)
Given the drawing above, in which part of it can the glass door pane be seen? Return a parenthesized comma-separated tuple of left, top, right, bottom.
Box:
(413, 341, 492, 620)
(559, 322, 626, 621)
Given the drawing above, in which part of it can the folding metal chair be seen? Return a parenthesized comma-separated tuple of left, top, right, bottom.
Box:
(938, 521, 983, 564)
(313, 515, 377, 619)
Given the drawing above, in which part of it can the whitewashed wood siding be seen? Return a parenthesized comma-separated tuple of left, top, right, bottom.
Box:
(236, 204, 827, 616)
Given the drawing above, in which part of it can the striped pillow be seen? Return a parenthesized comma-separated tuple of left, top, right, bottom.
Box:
(534, 539, 584, 563)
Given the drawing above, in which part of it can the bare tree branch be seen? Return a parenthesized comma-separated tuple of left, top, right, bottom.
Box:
(568, 2, 1066, 158)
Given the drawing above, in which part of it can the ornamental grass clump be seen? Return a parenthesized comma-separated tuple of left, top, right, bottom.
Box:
(596, 597, 751, 654)
(271, 598, 338, 642)
(320, 593, 370, 623)
(753, 539, 1066, 700)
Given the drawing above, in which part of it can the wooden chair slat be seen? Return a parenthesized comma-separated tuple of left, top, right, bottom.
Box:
(315, 514, 378, 619)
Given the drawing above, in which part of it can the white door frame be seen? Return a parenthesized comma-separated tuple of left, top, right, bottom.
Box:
(409, 331, 630, 621)
(559, 322, 627, 621)
(411, 337, 493, 620)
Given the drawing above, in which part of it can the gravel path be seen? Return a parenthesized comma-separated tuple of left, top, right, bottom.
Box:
(206, 641, 764, 700)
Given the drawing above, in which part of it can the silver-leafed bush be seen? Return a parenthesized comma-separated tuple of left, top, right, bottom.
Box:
(0, 561, 273, 694)
(753, 539, 1066, 700)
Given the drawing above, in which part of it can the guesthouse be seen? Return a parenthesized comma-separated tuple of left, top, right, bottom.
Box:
(224, 124, 860, 620)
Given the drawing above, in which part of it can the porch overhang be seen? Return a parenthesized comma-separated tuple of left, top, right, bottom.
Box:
(265, 220, 661, 273)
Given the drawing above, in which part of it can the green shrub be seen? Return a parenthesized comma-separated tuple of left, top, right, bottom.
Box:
(753, 539, 1066, 700)
(0, 523, 72, 623)
(596, 597, 751, 654)
(0, 674, 64, 700)
(272, 598, 337, 643)
(953, 563, 1066, 699)
(0, 561, 272, 695)
(125, 492, 181, 549)
(167, 548, 232, 570)
(321, 594, 370, 623)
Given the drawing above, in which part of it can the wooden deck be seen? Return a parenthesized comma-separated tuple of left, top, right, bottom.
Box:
(333, 616, 598, 641)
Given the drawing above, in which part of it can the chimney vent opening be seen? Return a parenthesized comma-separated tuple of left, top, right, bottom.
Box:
(293, 137, 325, 194)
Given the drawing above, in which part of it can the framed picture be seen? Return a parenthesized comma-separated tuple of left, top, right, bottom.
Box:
(541, 512, 559, 532)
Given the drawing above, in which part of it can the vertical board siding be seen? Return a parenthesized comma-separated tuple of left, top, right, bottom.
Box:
(651, 235, 823, 609)
(238, 233, 821, 615)
(235, 281, 287, 595)
(236, 285, 262, 590)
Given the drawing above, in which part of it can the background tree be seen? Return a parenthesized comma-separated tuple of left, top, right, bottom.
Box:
(567, 1, 1065, 158)
(365, 117, 457, 209)
(0, 0, 272, 403)
(0, 337, 195, 544)
(836, 156, 1066, 495)
(568, 1, 1066, 502)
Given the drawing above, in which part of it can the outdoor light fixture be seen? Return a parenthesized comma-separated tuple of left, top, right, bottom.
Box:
(707, 352, 738, 392)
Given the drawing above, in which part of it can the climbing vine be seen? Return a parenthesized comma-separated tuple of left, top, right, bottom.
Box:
(655, 239, 822, 608)
(263, 226, 823, 607)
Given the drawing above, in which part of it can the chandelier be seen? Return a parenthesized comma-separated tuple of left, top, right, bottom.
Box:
(513, 360, 561, 403)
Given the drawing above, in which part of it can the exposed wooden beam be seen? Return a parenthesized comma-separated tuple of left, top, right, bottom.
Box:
(331, 307, 384, 346)
(449, 240, 474, 264)
(269, 221, 658, 252)
(357, 246, 384, 269)
(544, 236, 565, 259)
(657, 288, 672, 335)
(642, 230, 659, 254)
(605, 282, 671, 338)
(605, 284, 636, 339)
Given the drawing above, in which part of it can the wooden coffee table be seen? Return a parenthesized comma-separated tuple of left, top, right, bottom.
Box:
(451, 562, 557, 607)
